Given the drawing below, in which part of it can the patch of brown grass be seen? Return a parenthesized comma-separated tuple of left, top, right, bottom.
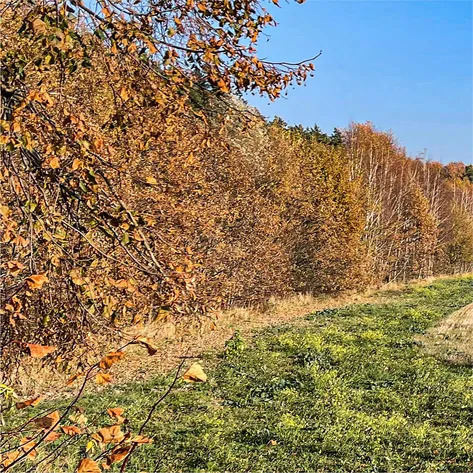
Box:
(421, 302, 473, 365)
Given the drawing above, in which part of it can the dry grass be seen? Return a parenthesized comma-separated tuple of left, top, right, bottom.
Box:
(421, 302, 473, 365)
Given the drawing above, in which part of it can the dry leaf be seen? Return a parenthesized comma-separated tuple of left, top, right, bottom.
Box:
(20, 437, 37, 458)
(6, 260, 25, 276)
(99, 351, 125, 370)
(96, 373, 112, 385)
(105, 446, 131, 466)
(145, 176, 158, 185)
(34, 410, 60, 430)
(77, 458, 101, 473)
(107, 407, 125, 424)
(16, 396, 43, 409)
(44, 431, 61, 442)
(182, 363, 207, 383)
(92, 425, 124, 444)
(131, 336, 158, 355)
(49, 157, 60, 169)
(1, 451, 21, 468)
(26, 273, 49, 290)
(67, 372, 84, 385)
(27, 343, 57, 358)
(61, 425, 82, 436)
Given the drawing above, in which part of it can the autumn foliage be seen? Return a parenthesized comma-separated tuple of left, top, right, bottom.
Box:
(1, 0, 473, 470)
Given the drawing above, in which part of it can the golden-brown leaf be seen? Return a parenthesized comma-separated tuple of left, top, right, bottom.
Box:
(27, 343, 57, 358)
(61, 425, 82, 436)
(44, 431, 61, 442)
(49, 157, 60, 169)
(182, 363, 207, 383)
(26, 273, 49, 290)
(6, 260, 25, 276)
(145, 176, 158, 185)
(67, 372, 84, 385)
(77, 458, 101, 473)
(92, 425, 124, 444)
(1, 451, 21, 467)
(34, 410, 60, 430)
(131, 336, 158, 355)
(96, 373, 112, 385)
(107, 407, 125, 424)
(16, 396, 43, 409)
(99, 351, 125, 370)
(105, 446, 131, 465)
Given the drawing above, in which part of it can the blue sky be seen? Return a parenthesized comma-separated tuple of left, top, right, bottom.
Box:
(246, 1, 472, 164)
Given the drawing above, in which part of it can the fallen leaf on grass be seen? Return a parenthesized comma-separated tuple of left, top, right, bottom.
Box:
(182, 363, 207, 383)
(16, 396, 42, 409)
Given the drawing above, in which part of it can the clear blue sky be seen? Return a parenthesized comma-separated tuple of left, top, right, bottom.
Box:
(246, 1, 472, 164)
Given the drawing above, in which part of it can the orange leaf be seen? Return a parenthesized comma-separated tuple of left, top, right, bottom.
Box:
(182, 363, 207, 383)
(44, 431, 61, 442)
(49, 157, 60, 169)
(6, 260, 25, 276)
(92, 425, 124, 444)
(27, 343, 57, 358)
(1, 451, 21, 467)
(105, 446, 131, 466)
(96, 373, 112, 385)
(20, 437, 37, 458)
(67, 372, 84, 385)
(107, 407, 125, 424)
(77, 458, 101, 473)
(99, 351, 125, 370)
(16, 396, 43, 409)
(26, 273, 49, 290)
(34, 411, 60, 430)
(61, 425, 82, 436)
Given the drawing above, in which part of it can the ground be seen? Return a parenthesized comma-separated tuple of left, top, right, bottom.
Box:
(5, 276, 473, 472)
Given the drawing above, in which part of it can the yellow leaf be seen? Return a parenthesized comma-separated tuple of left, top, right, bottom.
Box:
(72, 159, 83, 171)
(182, 363, 207, 383)
(119, 87, 129, 101)
(145, 176, 158, 185)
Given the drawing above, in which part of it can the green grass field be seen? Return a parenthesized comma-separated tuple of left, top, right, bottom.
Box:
(6, 277, 473, 472)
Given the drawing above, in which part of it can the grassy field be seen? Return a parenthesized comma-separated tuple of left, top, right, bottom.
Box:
(6, 277, 473, 472)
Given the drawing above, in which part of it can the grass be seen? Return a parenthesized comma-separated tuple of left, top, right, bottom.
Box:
(5, 277, 473, 472)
